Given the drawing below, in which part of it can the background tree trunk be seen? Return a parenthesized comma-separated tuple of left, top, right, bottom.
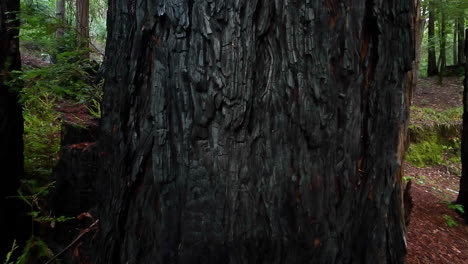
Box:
(56, 0, 65, 38)
(75, 0, 89, 50)
(458, 28, 468, 221)
(0, 0, 29, 258)
(413, 0, 425, 93)
(94, 1, 414, 263)
(437, 5, 447, 84)
(458, 17, 465, 65)
(453, 21, 457, 65)
(428, 0, 439, 76)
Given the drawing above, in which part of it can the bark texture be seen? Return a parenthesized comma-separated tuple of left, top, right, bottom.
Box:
(458, 28, 468, 220)
(50, 121, 99, 216)
(458, 17, 465, 65)
(438, 7, 447, 82)
(95, 0, 414, 263)
(428, 0, 438, 76)
(453, 22, 457, 65)
(76, 0, 90, 48)
(56, 0, 65, 38)
(0, 0, 28, 257)
(413, 0, 424, 93)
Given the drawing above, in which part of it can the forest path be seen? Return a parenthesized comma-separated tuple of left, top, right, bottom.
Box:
(406, 76, 468, 264)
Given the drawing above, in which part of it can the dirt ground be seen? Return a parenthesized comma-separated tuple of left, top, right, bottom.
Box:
(412, 77, 464, 111)
(405, 76, 468, 264)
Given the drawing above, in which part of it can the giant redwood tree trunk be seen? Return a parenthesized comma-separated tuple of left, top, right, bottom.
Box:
(95, 1, 414, 263)
(0, 0, 28, 258)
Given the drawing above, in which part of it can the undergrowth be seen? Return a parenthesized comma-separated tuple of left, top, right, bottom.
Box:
(3, 2, 104, 262)
(407, 106, 462, 168)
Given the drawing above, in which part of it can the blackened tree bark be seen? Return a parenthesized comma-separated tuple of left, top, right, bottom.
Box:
(428, 0, 438, 76)
(458, 28, 468, 220)
(94, 1, 414, 263)
(0, 0, 28, 258)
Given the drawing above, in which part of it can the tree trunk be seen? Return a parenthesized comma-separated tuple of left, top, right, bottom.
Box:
(438, 6, 447, 84)
(94, 1, 414, 263)
(0, 0, 29, 258)
(453, 21, 458, 65)
(56, 0, 65, 38)
(458, 17, 465, 65)
(76, 0, 89, 50)
(428, 0, 438, 76)
(458, 28, 468, 221)
(413, 0, 425, 93)
(52, 0, 66, 63)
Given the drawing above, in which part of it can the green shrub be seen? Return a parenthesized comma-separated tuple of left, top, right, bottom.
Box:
(406, 134, 445, 167)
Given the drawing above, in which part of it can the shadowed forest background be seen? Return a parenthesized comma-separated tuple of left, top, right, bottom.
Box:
(0, 0, 468, 263)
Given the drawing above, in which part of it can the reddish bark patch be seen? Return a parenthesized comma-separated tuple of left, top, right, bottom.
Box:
(56, 100, 97, 127)
(69, 142, 96, 151)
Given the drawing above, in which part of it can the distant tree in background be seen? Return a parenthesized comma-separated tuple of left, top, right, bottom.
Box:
(437, 0, 448, 83)
(414, 0, 426, 90)
(423, 0, 466, 78)
(76, 0, 89, 52)
(427, 0, 439, 76)
(56, 0, 65, 38)
(457, 12, 465, 65)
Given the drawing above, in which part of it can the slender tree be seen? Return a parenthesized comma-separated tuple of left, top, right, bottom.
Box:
(437, 3, 447, 84)
(76, 0, 89, 49)
(414, 0, 426, 91)
(94, 1, 414, 263)
(458, 28, 468, 221)
(457, 16, 465, 65)
(0, 0, 29, 258)
(428, 0, 439, 76)
(56, 0, 65, 38)
(453, 20, 457, 65)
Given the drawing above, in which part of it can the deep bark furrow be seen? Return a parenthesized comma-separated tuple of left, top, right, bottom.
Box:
(95, 1, 414, 263)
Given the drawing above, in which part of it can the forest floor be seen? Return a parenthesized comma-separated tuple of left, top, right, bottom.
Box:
(405, 76, 468, 264)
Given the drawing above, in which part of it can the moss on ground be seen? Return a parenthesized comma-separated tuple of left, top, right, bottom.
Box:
(407, 106, 461, 168)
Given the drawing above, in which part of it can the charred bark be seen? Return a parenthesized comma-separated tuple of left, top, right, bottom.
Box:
(458, 28, 468, 221)
(50, 120, 99, 216)
(94, 1, 414, 263)
(45, 114, 99, 263)
(0, 0, 29, 258)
